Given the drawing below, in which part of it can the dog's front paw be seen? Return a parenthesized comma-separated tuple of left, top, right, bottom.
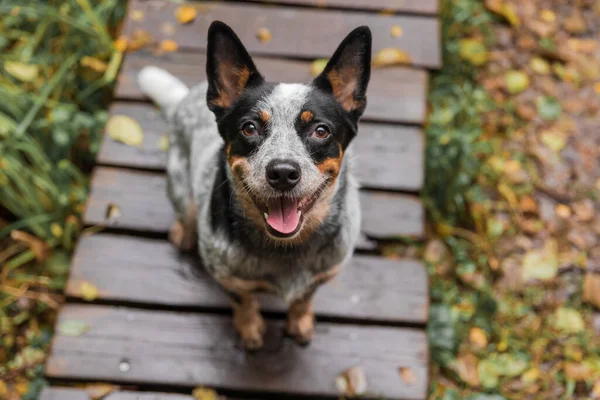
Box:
(285, 312, 314, 346)
(236, 314, 267, 351)
(169, 221, 195, 251)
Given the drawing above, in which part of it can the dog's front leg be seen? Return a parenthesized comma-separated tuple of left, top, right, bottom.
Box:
(286, 290, 316, 346)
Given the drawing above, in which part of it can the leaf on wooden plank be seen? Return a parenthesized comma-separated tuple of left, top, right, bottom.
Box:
(158, 135, 169, 152)
(4, 61, 39, 82)
(310, 58, 329, 77)
(176, 5, 197, 24)
(58, 320, 89, 337)
(336, 365, 367, 397)
(522, 239, 558, 281)
(85, 383, 120, 400)
(105, 203, 121, 224)
(192, 386, 218, 400)
(505, 70, 529, 94)
(553, 307, 585, 333)
(537, 96, 561, 120)
(128, 30, 153, 51)
(80, 281, 99, 302)
(459, 38, 488, 66)
(130, 9, 144, 22)
(399, 367, 417, 385)
(372, 48, 411, 68)
(106, 115, 144, 147)
(159, 39, 178, 53)
(256, 27, 272, 43)
(390, 25, 403, 38)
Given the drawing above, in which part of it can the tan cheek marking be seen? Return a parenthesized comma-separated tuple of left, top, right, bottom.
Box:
(327, 68, 363, 112)
(316, 145, 344, 178)
(259, 109, 271, 123)
(301, 110, 314, 123)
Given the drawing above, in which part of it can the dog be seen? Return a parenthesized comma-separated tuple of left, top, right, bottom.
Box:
(137, 21, 372, 350)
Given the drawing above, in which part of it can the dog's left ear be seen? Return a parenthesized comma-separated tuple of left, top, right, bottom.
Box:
(206, 21, 264, 116)
(313, 26, 372, 119)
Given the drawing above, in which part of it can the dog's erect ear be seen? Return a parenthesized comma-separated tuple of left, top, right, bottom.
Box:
(313, 26, 372, 118)
(206, 21, 264, 114)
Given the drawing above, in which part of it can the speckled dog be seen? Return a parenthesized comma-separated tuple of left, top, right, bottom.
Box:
(138, 21, 371, 349)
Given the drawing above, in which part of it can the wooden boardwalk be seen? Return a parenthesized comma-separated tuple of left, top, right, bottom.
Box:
(43, 0, 440, 399)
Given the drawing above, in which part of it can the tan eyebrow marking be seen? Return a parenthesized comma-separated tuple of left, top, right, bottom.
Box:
(301, 110, 314, 123)
(259, 109, 271, 123)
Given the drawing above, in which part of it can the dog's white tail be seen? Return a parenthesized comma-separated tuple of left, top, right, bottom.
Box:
(137, 66, 189, 111)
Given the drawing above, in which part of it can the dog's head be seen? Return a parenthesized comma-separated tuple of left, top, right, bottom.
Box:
(205, 21, 371, 243)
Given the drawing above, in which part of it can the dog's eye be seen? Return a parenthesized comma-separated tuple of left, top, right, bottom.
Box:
(241, 122, 258, 137)
(311, 126, 330, 139)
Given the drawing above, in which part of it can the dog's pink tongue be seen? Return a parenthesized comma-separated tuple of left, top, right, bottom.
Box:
(267, 198, 300, 234)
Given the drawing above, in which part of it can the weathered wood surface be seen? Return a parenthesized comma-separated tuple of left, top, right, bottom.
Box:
(115, 52, 428, 124)
(254, 0, 439, 14)
(83, 167, 425, 239)
(67, 233, 428, 324)
(46, 305, 429, 399)
(40, 387, 196, 400)
(99, 103, 424, 191)
(126, 0, 441, 68)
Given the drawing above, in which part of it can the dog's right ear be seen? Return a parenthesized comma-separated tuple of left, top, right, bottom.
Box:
(206, 21, 264, 116)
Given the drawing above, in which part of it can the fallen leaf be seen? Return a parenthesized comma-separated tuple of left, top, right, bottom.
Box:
(160, 39, 178, 52)
(522, 239, 558, 281)
(106, 115, 144, 147)
(459, 38, 488, 66)
(537, 96, 561, 121)
(105, 203, 121, 224)
(583, 274, 600, 308)
(256, 27, 272, 43)
(505, 70, 530, 94)
(58, 320, 89, 337)
(485, 0, 520, 26)
(114, 36, 128, 52)
(51, 222, 63, 238)
(336, 366, 367, 396)
(555, 204, 571, 218)
(85, 383, 119, 400)
(372, 48, 411, 68)
(390, 25, 403, 38)
(176, 5, 197, 24)
(572, 200, 594, 222)
(469, 327, 488, 349)
(565, 362, 593, 381)
(540, 9, 556, 23)
(158, 135, 169, 152)
(521, 368, 540, 384)
(80, 281, 99, 301)
(192, 386, 218, 400)
(478, 353, 529, 389)
(161, 22, 176, 36)
(130, 9, 144, 21)
(4, 61, 39, 82)
(554, 308, 585, 334)
(454, 354, 480, 387)
(128, 30, 153, 51)
(540, 129, 567, 152)
(10, 229, 50, 262)
(399, 367, 418, 385)
(519, 196, 538, 214)
(563, 9, 587, 34)
(530, 57, 550, 75)
(310, 58, 329, 77)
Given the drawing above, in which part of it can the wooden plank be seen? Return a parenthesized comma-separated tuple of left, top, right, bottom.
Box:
(67, 233, 428, 324)
(115, 51, 428, 125)
(125, 1, 442, 68)
(46, 305, 429, 399)
(99, 102, 424, 191)
(41, 387, 195, 400)
(255, 0, 438, 15)
(83, 167, 424, 239)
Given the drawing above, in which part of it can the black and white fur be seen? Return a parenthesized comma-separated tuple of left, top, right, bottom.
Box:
(138, 21, 371, 349)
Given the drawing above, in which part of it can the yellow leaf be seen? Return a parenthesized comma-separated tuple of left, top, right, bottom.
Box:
(105, 203, 121, 224)
(540, 9, 556, 23)
(505, 70, 530, 94)
(130, 9, 144, 21)
(540, 129, 567, 152)
(554, 307, 585, 333)
(336, 366, 368, 396)
(459, 38, 488, 66)
(469, 327, 488, 349)
(176, 5, 197, 24)
(522, 239, 558, 281)
(85, 383, 119, 400)
(521, 368, 540, 383)
(106, 115, 144, 147)
(114, 36, 128, 52)
(310, 58, 329, 77)
(556, 204, 571, 218)
(80, 281, 98, 301)
(485, 0, 520, 25)
(399, 366, 418, 385)
(160, 39, 178, 52)
(4, 61, 39, 82)
(256, 27, 272, 43)
(530, 57, 550, 75)
(158, 135, 169, 152)
(51, 222, 63, 238)
(372, 48, 411, 68)
(192, 386, 218, 400)
(14, 380, 29, 395)
(390, 25, 403, 38)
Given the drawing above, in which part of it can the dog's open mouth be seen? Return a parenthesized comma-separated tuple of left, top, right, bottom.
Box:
(259, 193, 319, 238)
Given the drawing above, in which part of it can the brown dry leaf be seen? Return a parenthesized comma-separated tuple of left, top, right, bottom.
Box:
(469, 327, 488, 349)
(310, 58, 329, 77)
(336, 366, 368, 396)
(160, 39, 178, 52)
(520, 196, 538, 214)
(504, 159, 527, 183)
(85, 383, 119, 400)
(372, 48, 411, 68)
(399, 367, 418, 385)
(583, 273, 600, 309)
(106, 115, 144, 147)
(192, 386, 218, 400)
(10, 230, 50, 262)
(256, 27, 272, 43)
(390, 25, 403, 38)
(454, 354, 480, 387)
(555, 204, 571, 218)
(80, 281, 99, 302)
(81, 56, 108, 73)
(130, 9, 144, 21)
(564, 362, 593, 381)
(176, 5, 197, 24)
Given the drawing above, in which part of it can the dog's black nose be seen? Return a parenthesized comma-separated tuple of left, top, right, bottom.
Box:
(266, 160, 301, 190)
